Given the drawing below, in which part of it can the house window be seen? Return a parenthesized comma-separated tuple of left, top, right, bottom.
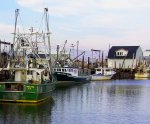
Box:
(116, 52, 124, 56)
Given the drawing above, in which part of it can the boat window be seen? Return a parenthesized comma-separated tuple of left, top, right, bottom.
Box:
(27, 70, 32, 75)
(54, 68, 56, 72)
(97, 69, 101, 71)
(5, 84, 24, 91)
(106, 69, 110, 72)
(69, 69, 73, 72)
(74, 69, 77, 73)
(59, 69, 61, 72)
(5, 84, 11, 90)
(62, 69, 64, 72)
(57, 69, 59, 71)
(64, 69, 67, 72)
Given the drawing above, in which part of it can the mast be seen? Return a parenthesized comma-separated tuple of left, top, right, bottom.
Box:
(91, 49, 101, 67)
(44, 8, 52, 75)
(12, 9, 19, 58)
(76, 41, 79, 67)
(44, 8, 51, 55)
(56, 45, 59, 61)
(102, 51, 104, 68)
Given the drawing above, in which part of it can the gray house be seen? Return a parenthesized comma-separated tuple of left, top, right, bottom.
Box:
(107, 46, 143, 69)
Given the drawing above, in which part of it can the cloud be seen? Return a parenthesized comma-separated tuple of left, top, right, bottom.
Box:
(15, 0, 150, 52)
(17, 0, 150, 15)
(16, 0, 150, 28)
(0, 23, 14, 42)
(17, 0, 89, 16)
(17, 0, 43, 7)
(0, 23, 30, 42)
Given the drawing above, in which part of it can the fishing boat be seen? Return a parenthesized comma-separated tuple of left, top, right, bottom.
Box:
(134, 66, 150, 79)
(53, 40, 91, 86)
(91, 67, 116, 81)
(53, 65, 91, 86)
(0, 8, 55, 103)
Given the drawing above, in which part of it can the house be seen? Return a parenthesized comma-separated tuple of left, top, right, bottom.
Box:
(107, 46, 143, 69)
(143, 50, 150, 66)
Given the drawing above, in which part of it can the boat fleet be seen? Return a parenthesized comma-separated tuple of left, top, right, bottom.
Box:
(0, 8, 149, 103)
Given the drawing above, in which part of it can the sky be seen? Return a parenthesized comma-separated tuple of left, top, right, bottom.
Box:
(0, 0, 150, 58)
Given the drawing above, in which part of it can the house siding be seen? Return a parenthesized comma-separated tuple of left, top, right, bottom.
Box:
(108, 59, 137, 69)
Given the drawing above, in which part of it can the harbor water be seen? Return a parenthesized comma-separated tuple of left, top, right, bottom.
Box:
(1, 79, 150, 124)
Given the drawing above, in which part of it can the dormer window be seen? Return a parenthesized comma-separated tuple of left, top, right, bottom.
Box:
(117, 52, 123, 56)
(116, 49, 128, 56)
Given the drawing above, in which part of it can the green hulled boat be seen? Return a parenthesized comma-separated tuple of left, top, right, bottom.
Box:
(0, 8, 56, 103)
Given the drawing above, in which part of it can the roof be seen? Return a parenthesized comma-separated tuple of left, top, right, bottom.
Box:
(108, 46, 140, 59)
(28, 54, 49, 59)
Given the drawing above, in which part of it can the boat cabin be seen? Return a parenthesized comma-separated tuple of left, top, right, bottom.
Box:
(94, 67, 115, 76)
(53, 67, 79, 77)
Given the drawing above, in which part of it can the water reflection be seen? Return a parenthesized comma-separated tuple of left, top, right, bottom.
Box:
(0, 98, 54, 124)
(52, 80, 150, 124)
(0, 80, 150, 124)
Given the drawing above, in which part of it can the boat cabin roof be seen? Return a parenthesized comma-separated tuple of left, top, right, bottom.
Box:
(95, 67, 113, 70)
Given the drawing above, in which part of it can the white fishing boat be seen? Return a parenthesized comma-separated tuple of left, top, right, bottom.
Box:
(91, 67, 116, 81)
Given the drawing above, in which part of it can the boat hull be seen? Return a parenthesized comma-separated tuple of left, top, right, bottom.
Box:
(135, 73, 150, 79)
(91, 75, 113, 81)
(54, 72, 90, 86)
(0, 83, 55, 103)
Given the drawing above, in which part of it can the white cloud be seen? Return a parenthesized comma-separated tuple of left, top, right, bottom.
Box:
(17, 0, 150, 15)
(0, 23, 30, 43)
(17, 0, 43, 7)
(0, 23, 14, 42)
(14, 0, 150, 51)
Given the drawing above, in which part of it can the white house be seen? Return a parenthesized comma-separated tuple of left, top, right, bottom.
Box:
(107, 46, 143, 69)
